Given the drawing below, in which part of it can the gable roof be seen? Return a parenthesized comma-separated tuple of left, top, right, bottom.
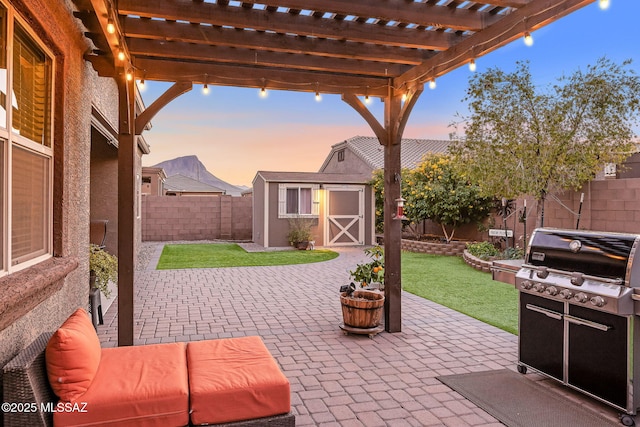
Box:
(319, 136, 451, 172)
(255, 171, 371, 185)
(164, 174, 226, 194)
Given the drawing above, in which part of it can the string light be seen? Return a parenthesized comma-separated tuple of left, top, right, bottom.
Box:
(428, 78, 436, 90)
(468, 59, 477, 72)
(315, 91, 321, 102)
(599, 0, 610, 10)
(125, 69, 133, 81)
(523, 32, 534, 46)
(203, 83, 209, 95)
(402, 92, 408, 102)
(118, 47, 125, 61)
(138, 78, 145, 91)
(364, 94, 372, 104)
(259, 86, 267, 98)
(106, 18, 116, 34)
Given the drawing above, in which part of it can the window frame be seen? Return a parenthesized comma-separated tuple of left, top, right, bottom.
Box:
(0, 3, 54, 276)
(278, 183, 320, 219)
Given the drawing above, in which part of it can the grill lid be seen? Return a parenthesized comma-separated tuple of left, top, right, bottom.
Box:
(526, 228, 640, 282)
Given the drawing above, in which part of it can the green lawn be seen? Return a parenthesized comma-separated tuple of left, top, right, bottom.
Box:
(402, 251, 518, 334)
(156, 243, 339, 269)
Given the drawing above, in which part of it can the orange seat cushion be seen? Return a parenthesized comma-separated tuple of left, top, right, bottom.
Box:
(54, 342, 189, 427)
(45, 308, 101, 402)
(187, 336, 291, 425)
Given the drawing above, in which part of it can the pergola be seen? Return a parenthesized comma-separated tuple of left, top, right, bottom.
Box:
(72, 0, 597, 346)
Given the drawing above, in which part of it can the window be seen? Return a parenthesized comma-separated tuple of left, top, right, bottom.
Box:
(0, 4, 54, 273)
(337, 149, 345, 162)
(278, 184, 319, 218)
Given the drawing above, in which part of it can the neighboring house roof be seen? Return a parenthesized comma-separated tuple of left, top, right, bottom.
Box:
(319, 135, 451, 172)
(255, 171, 371, 184)
(164, 174, 226, 193)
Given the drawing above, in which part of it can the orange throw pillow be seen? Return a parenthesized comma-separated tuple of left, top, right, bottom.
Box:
(45, 308, 101, 402)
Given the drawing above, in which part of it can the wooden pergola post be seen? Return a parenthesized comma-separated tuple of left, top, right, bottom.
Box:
(117, 81, 192, 346)
(117, 74, 137, 346)
(343, 83, 423, 333)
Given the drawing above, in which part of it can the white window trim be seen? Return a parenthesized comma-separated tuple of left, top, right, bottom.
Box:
(278, 183, 320, 218)
(0, 4, 54, 276)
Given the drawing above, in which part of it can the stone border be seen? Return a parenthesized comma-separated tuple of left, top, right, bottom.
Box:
(462, 250, 493, 273)
(400, 239, 467, 256)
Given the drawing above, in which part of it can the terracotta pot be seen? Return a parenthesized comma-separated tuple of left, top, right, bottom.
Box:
(340, 290, 385, 328)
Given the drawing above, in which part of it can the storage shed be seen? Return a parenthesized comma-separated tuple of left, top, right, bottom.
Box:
(252, 171, 375, 248)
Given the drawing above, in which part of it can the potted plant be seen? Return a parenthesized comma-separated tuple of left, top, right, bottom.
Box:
(287, 217, 314, 250)
(349, 245, 385, 290)
(339, 246, 386, 334)
(89, 243, 117, 298)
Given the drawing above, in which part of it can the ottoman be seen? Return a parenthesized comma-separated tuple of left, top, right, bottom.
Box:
(187, 336, 291, 425)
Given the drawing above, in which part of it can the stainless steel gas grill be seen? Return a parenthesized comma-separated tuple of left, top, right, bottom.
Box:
(516, 228, 640, 425)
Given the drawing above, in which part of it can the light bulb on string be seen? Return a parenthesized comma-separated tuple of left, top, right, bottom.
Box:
(428, 78, 436, 90)
(138, 78, 145, 91)
(315, 91, 321, 102)
(259, 86, 267, 98)
(523, 32, 534, 46)
(118, 48, 126, 61)
(599, 0, 610, 10)
(469, 59, 477, 72)
(364, 94, 372, 104)
(203, 83, 209, 95)
(125, 69, 133, 81)
(106, 18, 116, 34)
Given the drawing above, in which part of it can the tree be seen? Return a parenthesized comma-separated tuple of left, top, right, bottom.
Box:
(450, 58, 640, 226)
(404, 154, 493, 242)
(369, 154, 493, 242)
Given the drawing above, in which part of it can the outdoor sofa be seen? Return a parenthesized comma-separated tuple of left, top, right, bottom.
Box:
(3, 308, 295, 426)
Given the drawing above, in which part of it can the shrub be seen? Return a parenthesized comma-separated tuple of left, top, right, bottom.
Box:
(466, 241, 500, 260)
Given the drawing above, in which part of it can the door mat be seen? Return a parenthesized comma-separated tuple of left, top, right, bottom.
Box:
(437, 369, 620, 427)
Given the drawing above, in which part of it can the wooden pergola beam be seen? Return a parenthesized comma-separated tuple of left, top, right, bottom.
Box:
(118, 0, 460, 50)
(396, 0, 596, 88)
(128, 39, 410, 78)
(122, 17, 432, 65)
(133, 57, 391, 96)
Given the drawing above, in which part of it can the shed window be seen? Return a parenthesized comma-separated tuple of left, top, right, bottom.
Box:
(279, 184, 319, 218)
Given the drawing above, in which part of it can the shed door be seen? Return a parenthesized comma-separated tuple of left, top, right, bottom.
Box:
(325, 185, 364, 246)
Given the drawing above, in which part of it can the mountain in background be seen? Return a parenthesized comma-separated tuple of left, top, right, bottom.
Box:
(153, 155, 245, 196)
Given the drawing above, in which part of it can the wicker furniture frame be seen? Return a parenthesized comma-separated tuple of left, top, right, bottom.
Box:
(3, 334, 295, 427)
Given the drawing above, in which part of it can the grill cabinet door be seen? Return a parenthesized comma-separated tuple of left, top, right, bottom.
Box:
(567, 305, 628, 410)
(519, 293, 564, 380)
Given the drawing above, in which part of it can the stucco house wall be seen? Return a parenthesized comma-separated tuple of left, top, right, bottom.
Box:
(0, 0, 127, 409)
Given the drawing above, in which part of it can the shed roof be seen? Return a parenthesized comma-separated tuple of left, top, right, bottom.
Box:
(255, 171, 372, 185)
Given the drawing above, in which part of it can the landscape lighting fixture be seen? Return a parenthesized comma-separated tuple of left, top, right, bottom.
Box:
(469, 59, 477, 72)
(599, 0, 610, 10)
(523, 32, 534, 46)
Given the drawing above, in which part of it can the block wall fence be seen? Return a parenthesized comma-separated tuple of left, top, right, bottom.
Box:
(141, 195, 252, 241)
(140, 177, 640, 245)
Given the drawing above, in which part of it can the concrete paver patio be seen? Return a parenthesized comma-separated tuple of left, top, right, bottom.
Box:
(97, 243, 623, 426)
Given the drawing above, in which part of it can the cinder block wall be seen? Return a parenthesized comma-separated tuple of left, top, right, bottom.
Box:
(142, 195, 252, 241)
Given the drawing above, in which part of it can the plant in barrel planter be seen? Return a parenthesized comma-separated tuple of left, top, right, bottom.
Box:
(339, 246, 385, 338)
(89, 243, 117, 298)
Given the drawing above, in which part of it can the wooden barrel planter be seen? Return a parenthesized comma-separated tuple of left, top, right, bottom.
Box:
(340, 290, 385, 328)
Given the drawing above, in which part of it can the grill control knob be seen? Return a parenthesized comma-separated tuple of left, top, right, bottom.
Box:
(545, 286, 559, 296)
(574, 292, 589, 303)
(533, 283, 546, 293)
(559, 289, 574, 299)
(536, 268, 549, 279)
(590, 296, 606, 307)
(521, 280, 534, 290)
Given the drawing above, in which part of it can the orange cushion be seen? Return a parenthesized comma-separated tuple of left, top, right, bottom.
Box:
(187, 336, 291, 425)
(45, 308, 101, 402)
(54, 342, 189, 427)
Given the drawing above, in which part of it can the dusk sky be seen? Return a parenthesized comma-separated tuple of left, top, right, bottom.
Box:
(140, 1, 639, 187)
